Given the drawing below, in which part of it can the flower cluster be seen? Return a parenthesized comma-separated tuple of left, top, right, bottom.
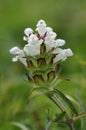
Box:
(10, 19, 73, 67)
(10, 20, 73, 87)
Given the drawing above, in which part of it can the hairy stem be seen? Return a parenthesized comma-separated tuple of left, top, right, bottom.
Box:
(73, 112, 86, 121)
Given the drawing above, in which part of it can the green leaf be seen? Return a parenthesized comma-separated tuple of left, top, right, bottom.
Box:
(55, 111, 66, 122)
(28, 87, 48, 101)
(47, 109, 50, 121)
(54, 89, 78, 115)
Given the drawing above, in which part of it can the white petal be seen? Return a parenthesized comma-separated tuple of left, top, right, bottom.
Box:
(36, 19, 47, 36)
(29, 34, 38, 44)
(53, 54, 63, 63)
(45, 41, 56, 52)
(17, 50, 27, 66)
(44, 31, 57, 51)
(36, 26, 47, 37)
(36, 19, 46, 27)
(27, 34, 43, 45)
(53, 48, 62, 54)
(19, 58, 27, 66)
(23, 36, 27, 41)
(45, 44, 52, 52)
(53, 48, 73, 63)
(24, 28, 33, 36)
(10, 47, 21, 54)
(64, 49, 73, 56)
(55, 39, 65, 47)
(50, 32, 57, 39)
(46, 27, 53, 32)
(24, 44, 40, 56)
(46, 32, 57, 40)
(12, 56, 18, 62)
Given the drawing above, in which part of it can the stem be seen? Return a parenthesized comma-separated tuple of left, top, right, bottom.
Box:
(73, 112, 86, 121)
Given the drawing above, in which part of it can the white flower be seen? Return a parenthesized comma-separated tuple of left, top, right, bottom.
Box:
(28, 34, 43, 45)
(23, 28, 33, 41)
(45, 39, 65, 52)
(46, 27, 53, 32)
(10, 19, 73, 66)
(55, 39, 65, 47)
(36, 19, 47, 37)
(24, 44, 40, 56)
(44, 27, 57, 51)
(24, 34, 43, 56)
(53, 48, 73, 63)
(10, 46, 27, 66)
(45, 31, 57, 44)
(24, 28, 33, 36)
(10, 46, 21, 54)
(53, 48, 63, 54)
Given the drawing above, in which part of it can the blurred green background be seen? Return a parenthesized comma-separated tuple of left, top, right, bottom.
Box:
(0, 0, 86, 130)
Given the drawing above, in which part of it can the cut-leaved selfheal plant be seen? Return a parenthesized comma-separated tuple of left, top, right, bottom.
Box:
(10, 19, 86, 130)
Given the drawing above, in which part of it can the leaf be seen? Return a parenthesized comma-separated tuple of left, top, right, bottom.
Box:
(54, 89, 78, 115)
(11, 122, 30, 130)
(47, 109, 52, 121)
(28, 87, 48, 101)
(55, 111, 66, 122)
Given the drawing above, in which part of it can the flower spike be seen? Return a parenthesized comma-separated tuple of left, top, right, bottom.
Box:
(10, 19, 73, 66)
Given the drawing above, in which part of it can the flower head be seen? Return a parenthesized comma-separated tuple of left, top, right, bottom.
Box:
(10, 19, 73, 65)
(10, 19, 73, 86)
